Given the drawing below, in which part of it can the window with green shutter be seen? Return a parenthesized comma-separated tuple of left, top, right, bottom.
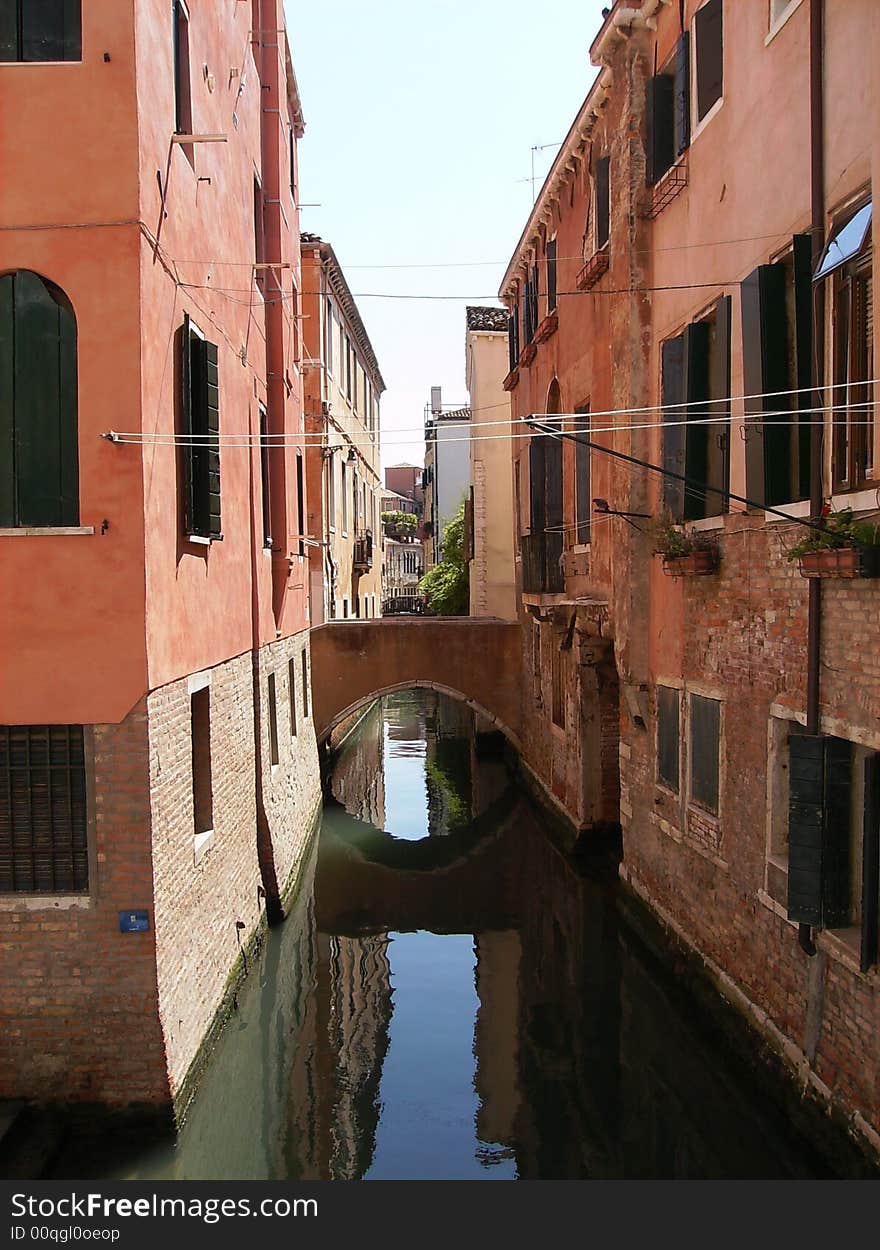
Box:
(0, 1, 81, 62)
(181, 315, 222, 540)
(0, 270, 79, 528)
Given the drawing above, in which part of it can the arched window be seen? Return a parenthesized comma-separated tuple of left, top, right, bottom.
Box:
(0, 270, 78, 527)
(0, 3, 82, 62)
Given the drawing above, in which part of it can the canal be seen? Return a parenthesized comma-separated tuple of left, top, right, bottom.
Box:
(42, 691, 876, 1178)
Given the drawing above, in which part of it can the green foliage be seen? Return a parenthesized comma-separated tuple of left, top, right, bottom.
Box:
(649, 514, 696, 559)
(419, 502, 469, 615)
(784, 507, 880, 561)
(382, 509, 418, 538)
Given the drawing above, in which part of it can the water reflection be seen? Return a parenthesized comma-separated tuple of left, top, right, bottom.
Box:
(63, 690, 874, 1180)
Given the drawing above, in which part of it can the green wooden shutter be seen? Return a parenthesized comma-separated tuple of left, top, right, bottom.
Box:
(14, 271, 78, 527)
(204, 340, 222, 539)
(674, 32, 691, 156)
(646, 74, 674, 187)
(682, 320, 710, 520)
(62, 0, 82, 60)
(741, 262, 788, 508)
(787, 734, 852, 928)
(0, 274, 13, 525)
(661, 335, 685, 521)
(181, 314, 197, 534)
(705, 295, 731, 515)
(792, 233, 813, 502)
(695, 0, 723, 121)
(0, 3, 18, 60)
(860, 753, 880, 972)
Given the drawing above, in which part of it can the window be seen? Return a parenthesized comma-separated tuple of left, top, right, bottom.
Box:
(253, 177, 266, 295)
(551, 640, 565, 729)
(259, 405, 271, 548)
(828, 204, 873, 492)
(0, 725, 88, 893)
(267, 673, 279, 767)
(173, 1, 192, 139)
(296, 450, 305, 556)
(741, 237, 812, 506)
(689, 694, 720, 814)
(595, 155, 610, 250)
(0, 1, 81, 61)
(327, 450, 336, 524)
(341, 459, 349, 531)
(524, 264, 539, 344)
(181, 315, 222, 540)
(657, 686, 680, 792)
(546, 238, 557, 313)
(661, 297, 731, 521)
(0, 270, 78, 528)
(694, 0, 723, 123)
(290, 283, 300, 364)
(574, 404, 591, 544)
(345, 336, 353, 402)
(289, 124, 296, 198)
(191, 688, 213, 837)
(288, 658, 298, 737)
(646, 34, 690, 185)
(508, 302, 520, 372)
(301, 650, 310, 719)
(323, 298, 334, 376)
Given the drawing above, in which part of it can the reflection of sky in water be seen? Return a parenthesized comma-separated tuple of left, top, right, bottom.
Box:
(365, 931, 516, 1181)
(382, 716, 428, 842)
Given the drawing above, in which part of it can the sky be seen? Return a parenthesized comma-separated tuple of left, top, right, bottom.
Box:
(285, 0, 607, 471)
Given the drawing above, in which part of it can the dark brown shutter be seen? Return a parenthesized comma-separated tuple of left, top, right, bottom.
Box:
(296, 450, 305, 556)
(787, 734, 852, 928)
(682, 320, 710, 520)
(595, 156, 610, 249)
(0, 274, 13, 524)
(575, 406, 591, 543)
(860, 752, 880, 972)
(546, 238, 557, 312)
(695, 0, 723, 121)
(741, 262, 788, 508)
(792, 234, 813, 501)
(674, 32, 691, 155)
(204, 340, 222, 539)
(661, 335, 686, 521)
(529, 437, 545, 534)
(646, 74, 674, 187)
(705, 295, 731, 515)
(657, 686, 680, 792)
(690, 694, 720, 813)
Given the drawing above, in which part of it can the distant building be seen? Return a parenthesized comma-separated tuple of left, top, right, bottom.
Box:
(465, 307, 516, 619)
(384, 464, 425, 523)
(301, 235, 385, 623)
(423, 388, 471, 567)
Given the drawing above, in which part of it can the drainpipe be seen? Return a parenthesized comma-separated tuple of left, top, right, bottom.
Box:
(801, 0, 825, 959)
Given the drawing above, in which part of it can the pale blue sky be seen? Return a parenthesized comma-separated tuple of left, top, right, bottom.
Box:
(285, 0, 606, 469)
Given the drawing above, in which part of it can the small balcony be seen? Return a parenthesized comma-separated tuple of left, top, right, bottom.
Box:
(520, 531, 564, 595)
(353, 530, 373, 571)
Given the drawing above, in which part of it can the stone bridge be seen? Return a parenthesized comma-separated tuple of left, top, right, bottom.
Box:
(310, 618, 522, 748)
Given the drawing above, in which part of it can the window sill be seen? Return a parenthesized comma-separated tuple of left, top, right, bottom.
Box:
(576, 248, 609, 291)
(186, 534, 212, 546)
(763, 499, 811, 524)
(685, 515, 724, 533)
(830, 486, 880, 514)
(193, 829, 214, 865)
(765, 0, 805, 45)
(0, 61, 84, 68)
(0, 894, 91, 912)
(0, 526, 94, 537)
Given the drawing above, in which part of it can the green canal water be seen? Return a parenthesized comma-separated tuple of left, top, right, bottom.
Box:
(49, 691, 877, 1178)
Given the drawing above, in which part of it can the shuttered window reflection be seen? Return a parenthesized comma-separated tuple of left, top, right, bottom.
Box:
(0, 725, 88, 893)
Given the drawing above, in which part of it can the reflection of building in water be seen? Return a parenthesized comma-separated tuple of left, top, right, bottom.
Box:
(329, 701, 385, 829)
(474, 931, 521, 1161)
(382, 688, 426, 743)
(424, 689, 473, 836)
(285, 931, 392, 1180)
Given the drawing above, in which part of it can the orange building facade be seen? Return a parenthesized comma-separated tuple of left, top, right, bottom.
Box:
(0, 0, 320, 1116)
(502, 0, 880, 1158)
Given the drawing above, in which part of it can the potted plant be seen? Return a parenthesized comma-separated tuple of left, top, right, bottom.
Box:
(650, 516, 719, 577)
(784, 507, 880, 579)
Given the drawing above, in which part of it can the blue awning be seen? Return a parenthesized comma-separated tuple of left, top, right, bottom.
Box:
(814, 201, 872, 281)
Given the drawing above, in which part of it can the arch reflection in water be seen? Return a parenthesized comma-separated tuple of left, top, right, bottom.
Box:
(104, 689, 867, 1180)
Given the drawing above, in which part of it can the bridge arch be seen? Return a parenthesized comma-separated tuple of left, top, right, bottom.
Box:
(310, 618, 522, 750)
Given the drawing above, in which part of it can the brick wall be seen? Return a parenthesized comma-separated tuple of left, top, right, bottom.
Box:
(0, 701, 168, 1106)
(621, 516, 880, 1150)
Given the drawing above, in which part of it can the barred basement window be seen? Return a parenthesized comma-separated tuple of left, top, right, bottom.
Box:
(657, 686, 680, 793)
(181, 315, 222, 540)
(0, 1, 81, 62)
(0, 725, 88, 894)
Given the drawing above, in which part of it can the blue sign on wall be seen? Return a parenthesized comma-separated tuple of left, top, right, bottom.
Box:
(118, 910, 150, 934)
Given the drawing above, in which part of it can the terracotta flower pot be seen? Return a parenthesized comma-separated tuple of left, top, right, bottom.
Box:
(797, 546, 880, 579)
(661, 549, 717, 577)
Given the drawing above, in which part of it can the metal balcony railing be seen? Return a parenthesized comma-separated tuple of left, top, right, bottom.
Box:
(520, 531, 564, 594)
(353, 530, 373, 570)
